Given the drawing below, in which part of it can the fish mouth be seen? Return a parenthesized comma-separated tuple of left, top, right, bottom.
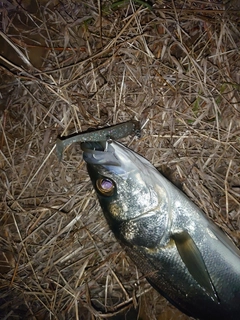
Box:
(81, 140, 151, 176)
(81, 141, 122, 167)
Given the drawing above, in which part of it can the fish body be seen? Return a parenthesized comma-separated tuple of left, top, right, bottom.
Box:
(81, 140, 240, 320)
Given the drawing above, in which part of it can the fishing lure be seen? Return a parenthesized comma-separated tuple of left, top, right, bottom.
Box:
(56, 120, 140, 161)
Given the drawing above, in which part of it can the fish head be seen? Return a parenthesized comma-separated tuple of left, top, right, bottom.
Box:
(81, 141, 170, 245)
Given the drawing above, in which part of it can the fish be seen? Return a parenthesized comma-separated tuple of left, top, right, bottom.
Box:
(81, 139, 240, 320)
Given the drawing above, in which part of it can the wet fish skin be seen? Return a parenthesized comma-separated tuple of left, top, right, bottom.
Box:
(81, 140, 240, 320)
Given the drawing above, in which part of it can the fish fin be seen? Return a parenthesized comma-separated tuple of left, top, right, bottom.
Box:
(208, 223, 240, 257)
(172, 230, 219, 302)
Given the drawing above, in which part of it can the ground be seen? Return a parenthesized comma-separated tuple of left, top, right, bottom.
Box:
(0, 1, 240, 319)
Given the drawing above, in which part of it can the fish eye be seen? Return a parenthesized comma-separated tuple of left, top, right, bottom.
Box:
(96, 178, 115, 196)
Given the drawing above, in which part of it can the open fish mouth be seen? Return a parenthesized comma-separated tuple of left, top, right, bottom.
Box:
(81, 141, 122, 167)
(81, 141, 105, 152)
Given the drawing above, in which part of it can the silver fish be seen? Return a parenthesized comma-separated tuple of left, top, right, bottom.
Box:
(81, 140, 240, 320)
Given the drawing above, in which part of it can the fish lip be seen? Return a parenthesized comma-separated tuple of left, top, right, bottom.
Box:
(81, 140, 122, 166)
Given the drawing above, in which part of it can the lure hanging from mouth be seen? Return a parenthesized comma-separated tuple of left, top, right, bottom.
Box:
(57, 122, 240, 320)
(56, 120, 140, 161)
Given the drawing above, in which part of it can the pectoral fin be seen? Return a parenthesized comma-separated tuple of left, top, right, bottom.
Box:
(172, 230, 219, 302)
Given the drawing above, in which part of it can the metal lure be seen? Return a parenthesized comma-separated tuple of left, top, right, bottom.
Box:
(80, 139, 240, 320)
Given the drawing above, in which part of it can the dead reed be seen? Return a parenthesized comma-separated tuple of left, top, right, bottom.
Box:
(0, 0, 240, 319)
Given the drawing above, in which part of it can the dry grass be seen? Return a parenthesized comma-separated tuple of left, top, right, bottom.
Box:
(0, 0, 240, 319)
